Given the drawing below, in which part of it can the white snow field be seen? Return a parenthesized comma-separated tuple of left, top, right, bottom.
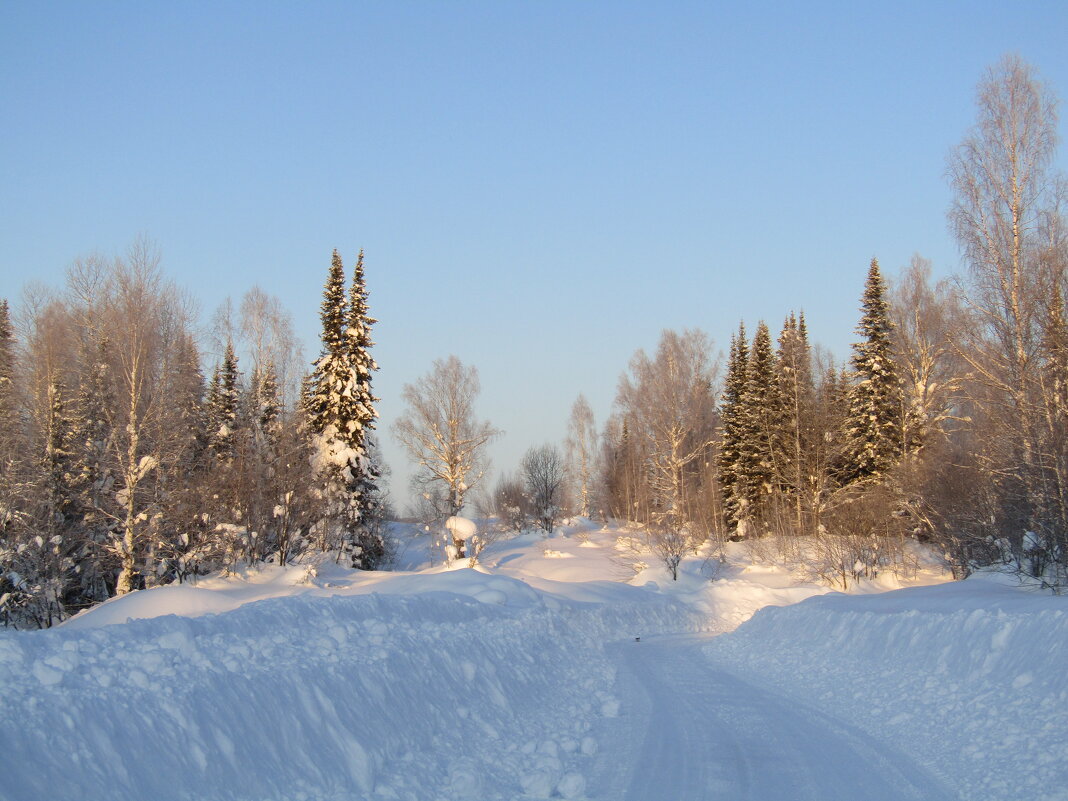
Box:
(1, 522, 1064, 801)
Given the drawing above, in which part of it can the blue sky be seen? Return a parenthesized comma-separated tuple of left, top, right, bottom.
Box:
(3, 1, 1067, 508)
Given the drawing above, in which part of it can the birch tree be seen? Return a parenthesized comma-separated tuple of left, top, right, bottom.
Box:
(565, 394, 597, 518)
(616, 329, 718, 576)
(392, 356, 499, 556)
(948, 54, 1067, 567)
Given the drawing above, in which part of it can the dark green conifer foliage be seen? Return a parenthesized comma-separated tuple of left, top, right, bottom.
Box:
(776, 313, 815, 531)
(42, 378, 76, 530)
(207, 340, 240, 461)
(251, 362, 281, 447)
(168, 333, 207, 470)
(67, 335, 115, 604)
(718, 322, 749, 532)
(304, 250, 383, 567)
(845, 259, 904, 482)
(304, 249, 348, 436)
(737, 321, 780, 531)
(344, 250, 384, 569)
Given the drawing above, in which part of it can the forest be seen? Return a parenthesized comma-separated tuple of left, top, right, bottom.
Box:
(1, 55, 1066, 628)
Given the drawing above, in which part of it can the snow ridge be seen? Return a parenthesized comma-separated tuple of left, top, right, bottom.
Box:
(705, 576, 1068, 801)
(0, 579, 702, 801)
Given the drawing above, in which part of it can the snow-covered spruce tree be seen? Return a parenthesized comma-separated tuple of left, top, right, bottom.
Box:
(251, 361, 281, 447)
(303, 250, 383, 568)
(735, 321, 781, 536)
(63, 335, 117, 605)
(718, 322, 748, 535)
(343, 251, 385, 569)
(206, 339, 240, 463)
(844, 259, 903, 484)
(154, 331, 215, 584)
(0, 373, 77, 629)
(775, 312, 816, 534)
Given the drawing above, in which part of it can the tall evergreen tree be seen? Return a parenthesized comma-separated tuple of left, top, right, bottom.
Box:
(41, 378, 76, 531)
(304, 250, 383, 567)
(167, 332, 208, 471)
(845, 258, 903, 483)
(345, 251, 385, 568)
(304, 249, 348, 435)
(67, 335, 115, 604)
(251, 361, 281, 447)
(737, 321, 781, 533)
(206, 339, 240, 462)
(718, 322, 749, 533)
(775, 312, 815, 533)
(0, 300, 16, 456)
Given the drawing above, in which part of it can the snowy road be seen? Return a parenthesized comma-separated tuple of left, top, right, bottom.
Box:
(588, 635, 954, 801)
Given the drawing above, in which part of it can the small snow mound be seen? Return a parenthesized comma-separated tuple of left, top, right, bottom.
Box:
(445, 516, 478, 541)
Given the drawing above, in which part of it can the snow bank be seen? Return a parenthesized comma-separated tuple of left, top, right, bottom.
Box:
(705, 574, 1068, 801)
(0, 570, 703, 801)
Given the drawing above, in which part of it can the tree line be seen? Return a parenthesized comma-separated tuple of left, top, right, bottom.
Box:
(471, 56, 1066, 587)
(0, 245, 386, 628)
(1, 55, 1065, 627)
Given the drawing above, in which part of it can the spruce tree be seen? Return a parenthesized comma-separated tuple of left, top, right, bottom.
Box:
(776, 313, 815, 533)
(845, 258, 903, 483)
(304, 249, 383, 567)
(67, 335, 115, 604)
(344, 250, 384, 569)
(206, 340, 240, 462)
(168, 332, 207, 470)
(42, 378, 76, 530)
(718, 322, 749, 533)
(251, 361, 281, 447)
(737, 321, 781, 533)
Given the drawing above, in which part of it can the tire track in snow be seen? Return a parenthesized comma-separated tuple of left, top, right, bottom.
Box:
(589, 635, 955, 801)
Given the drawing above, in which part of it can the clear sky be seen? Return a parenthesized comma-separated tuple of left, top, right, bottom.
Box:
(3, 1, 1067, 510)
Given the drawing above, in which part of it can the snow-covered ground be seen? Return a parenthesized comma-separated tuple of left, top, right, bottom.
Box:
(1, 521, 1064, 801)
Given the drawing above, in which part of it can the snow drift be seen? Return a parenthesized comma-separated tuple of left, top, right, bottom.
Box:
(705, 574, 1068, 801)
(0, 568, 702, 801)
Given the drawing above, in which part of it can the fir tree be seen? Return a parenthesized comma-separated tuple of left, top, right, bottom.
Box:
(845, 259, 904, 483)
(718, 322, 749, 533)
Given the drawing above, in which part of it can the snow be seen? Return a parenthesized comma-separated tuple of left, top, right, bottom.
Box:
(705, 572, 1068, 801)
(444, 515, 477, 542)
(1, 522, 1064, 800)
